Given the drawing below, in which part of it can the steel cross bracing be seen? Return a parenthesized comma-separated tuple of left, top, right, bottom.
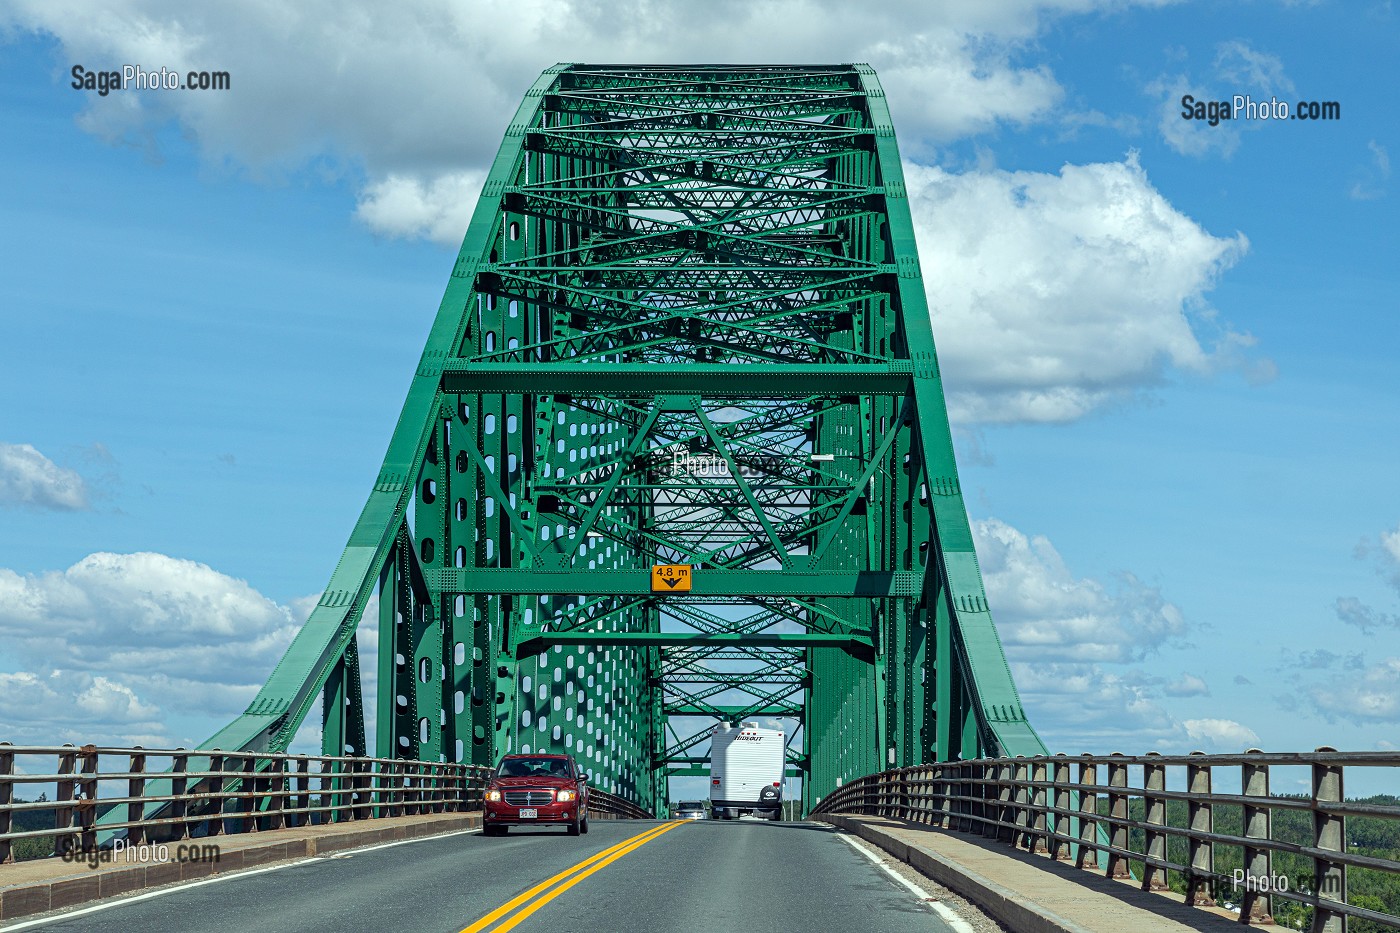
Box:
(195, 63, 1045, 816)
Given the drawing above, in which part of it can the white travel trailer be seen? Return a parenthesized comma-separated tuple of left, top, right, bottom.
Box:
(709, 722, 785, 820)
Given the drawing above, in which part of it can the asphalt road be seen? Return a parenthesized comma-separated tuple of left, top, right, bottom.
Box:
(16, 820, 958, 933)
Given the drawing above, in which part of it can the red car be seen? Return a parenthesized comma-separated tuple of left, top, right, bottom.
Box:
(482, 753, 590, 836)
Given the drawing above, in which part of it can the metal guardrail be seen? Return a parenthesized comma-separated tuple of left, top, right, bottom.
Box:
(0, 742, 652, 863)
(811, 748, 1400, 932)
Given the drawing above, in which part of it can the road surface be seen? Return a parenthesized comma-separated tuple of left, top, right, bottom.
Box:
(14, 819, 962, 932)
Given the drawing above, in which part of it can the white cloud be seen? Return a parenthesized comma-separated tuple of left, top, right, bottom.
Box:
(908, 154, 1257, 424)
(1335, 596, 1400, 633)
(1334, 521, 1400, 633)
(0, 670, 163, 746)
(4, 0, 1170, 240)
(0, 443, 90, 510)
(355, 171, 483, 246)
(974, 517, 1188, 662)
(1164, 672, 1210, 697)
(1183, 717, 1260, 750)
(1213, 40, 1294, 96)
(1383, 522, 1400, 577)
(1148, 40, 1295, 159)
(1310, 658, 1400, 723)
(973, 516, 1226, 752)
(1351, 140, 1391, 201)
(1010, 661, 1182, 751)
(1147, 74, 1241, 159)
(0, 552, 302, 744)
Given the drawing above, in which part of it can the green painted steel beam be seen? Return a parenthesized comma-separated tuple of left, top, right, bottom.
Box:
(664, 704, 803, 716)
(530, 633, 870, 649)
(435, 568, 919, 597)
(440, 363, 912, 396)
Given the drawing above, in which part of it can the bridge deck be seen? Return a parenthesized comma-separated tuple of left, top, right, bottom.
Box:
(0, 811, 481, 923)
(822, 814, 1286, 933)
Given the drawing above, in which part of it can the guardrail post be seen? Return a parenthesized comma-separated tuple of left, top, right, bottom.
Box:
(293, 756, 309, 827)
(935, 762, 957, 823)
(974, 762, 985, 829)
(1050, 755, 1073, 862)
(1104, 752, 1130, 879)
(916, 765, 931, 825)
(369, 758, 382, 818)
(170, 750, 190, 840)
(240, 755, 259, 833)
(127, 747, 147, 847)
(1142, 752, 1168, 891)
(55, 744, 77, 857)
(351, 757, 364, 821)
(357, 758, 373, 821)
(1311, 746, 1346, 933)
(1075, 755, 1098, 871)
(967, 761, 983, 835)
(1240, 747, 1273, 922)
(0, 742, 13, 863)
(1029, 758, 1049, 854)
(77, 744, 98, 854)
(207, 752, 226, 837)
(344, 758, 356, 821)
(996, 759, 1016, 843)
(1185, 751, 1213, 906)
(267, 755, 288, 831)
(1014, 758, 1033, 851)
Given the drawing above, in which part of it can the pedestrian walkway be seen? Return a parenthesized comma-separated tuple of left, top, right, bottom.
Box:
(818, 814, 1284, 933)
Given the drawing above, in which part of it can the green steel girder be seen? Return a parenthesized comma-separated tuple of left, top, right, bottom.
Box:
(664, 704, 803, 717)
(193, 64, 1044, 820)
(440, 362, 912, 396)
(436, 568, 919, 596)
(529, 633, 869, 650)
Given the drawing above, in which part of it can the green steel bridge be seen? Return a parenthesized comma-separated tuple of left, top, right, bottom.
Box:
(205, 62, 1045, 815)
(9, 65, 1400, 933)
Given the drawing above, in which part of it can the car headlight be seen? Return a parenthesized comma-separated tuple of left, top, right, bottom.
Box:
(557, 790, 576, 802)
(486, 789, 502, 802)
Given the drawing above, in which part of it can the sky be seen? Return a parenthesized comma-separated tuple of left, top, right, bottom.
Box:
(1, 1, 1397, 796)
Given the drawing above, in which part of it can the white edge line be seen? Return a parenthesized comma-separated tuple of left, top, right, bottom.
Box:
(835, 832, 976, 933)
(0, 828, 482, 932)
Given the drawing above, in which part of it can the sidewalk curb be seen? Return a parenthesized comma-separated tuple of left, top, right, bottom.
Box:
(817, 814, 1094, 933)
(0, 813, 481, 923)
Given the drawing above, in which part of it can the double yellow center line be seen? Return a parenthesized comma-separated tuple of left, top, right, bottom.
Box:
(460, 821, 685, 933)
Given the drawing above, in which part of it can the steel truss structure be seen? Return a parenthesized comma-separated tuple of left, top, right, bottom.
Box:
(202, 64, 1045, 814)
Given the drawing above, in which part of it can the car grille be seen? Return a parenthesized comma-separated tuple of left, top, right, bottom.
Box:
(504, 790, 553, 807)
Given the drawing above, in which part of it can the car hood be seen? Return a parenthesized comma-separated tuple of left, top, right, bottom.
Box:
(492, 776, 575, 787)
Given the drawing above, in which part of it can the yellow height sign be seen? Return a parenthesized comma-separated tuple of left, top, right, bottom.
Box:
(650, 564, 692, 592)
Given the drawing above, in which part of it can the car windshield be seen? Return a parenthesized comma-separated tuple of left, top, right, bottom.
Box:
(497, 757, 572, 778)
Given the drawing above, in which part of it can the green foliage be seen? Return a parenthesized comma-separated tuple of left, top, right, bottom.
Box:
(1091, 793, 1400, 928)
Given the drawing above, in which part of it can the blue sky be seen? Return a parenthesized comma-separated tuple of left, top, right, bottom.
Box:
(1, 1, 1397, 784)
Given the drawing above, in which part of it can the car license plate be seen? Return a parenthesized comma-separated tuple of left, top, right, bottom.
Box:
(519, 808, 538, 819)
